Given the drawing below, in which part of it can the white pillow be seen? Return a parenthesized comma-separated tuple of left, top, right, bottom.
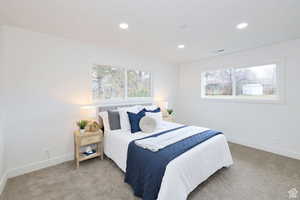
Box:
(143, 105, 158, 111)
(99, 111, 110, 131)
(145, 111, 163, 128)
(139, 116, 158, 133)
(118, 106, 143, 131)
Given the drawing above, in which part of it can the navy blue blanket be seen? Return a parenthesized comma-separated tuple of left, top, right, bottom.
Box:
(124, 126, 222, 200)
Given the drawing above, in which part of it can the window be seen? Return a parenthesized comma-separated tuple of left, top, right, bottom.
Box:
(92, 65, 152, 101)
(127, 70, 152, 97)
(235, 64, 277, 97)
(92, 65, 125, 100)
(203, 69, 233, 96)
(202, 64, 279, 101)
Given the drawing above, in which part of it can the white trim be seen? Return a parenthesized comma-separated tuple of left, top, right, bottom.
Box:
(232, 68, 237, 96)
(92, 99, 154, 108)
(124, 66, 128, 99)
(0, 171, 7, 195)
(201, 96, 282, 104)
(228, 137, 300, 160)
(201, 60, 285, 104)
(7, 153, 74, 178)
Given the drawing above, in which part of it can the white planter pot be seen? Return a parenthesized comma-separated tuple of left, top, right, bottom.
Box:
(80, 129, 85, 134)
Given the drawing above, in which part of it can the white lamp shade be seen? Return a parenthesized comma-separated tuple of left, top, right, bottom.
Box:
(157, 101, 168, 110)
(80, 104, 97, 119)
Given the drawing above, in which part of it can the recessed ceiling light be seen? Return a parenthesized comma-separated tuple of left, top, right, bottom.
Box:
(177, 44, 185, 49)
(119, 23, 129, 30)
(236, 22, 248, 30)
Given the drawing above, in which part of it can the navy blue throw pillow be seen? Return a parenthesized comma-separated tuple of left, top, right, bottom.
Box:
(143, 107, 161, 113)
(127, 110, 146, 133)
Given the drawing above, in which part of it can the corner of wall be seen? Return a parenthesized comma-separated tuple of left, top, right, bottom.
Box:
(0, 26, 8, 196)
(0, 113, 7, 196)
(0, 171, 7, 196)
(173, 63, 183, 122)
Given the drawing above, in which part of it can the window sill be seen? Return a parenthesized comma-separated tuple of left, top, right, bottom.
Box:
(201, 96, 283, 104)
(92, 98, 154, 107)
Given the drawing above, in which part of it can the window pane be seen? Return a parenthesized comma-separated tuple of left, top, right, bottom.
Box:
(235, 64, 277, 97)
(92, 65, 125, 100)
(127, 70, 151, 97)
(203, 69, 233, 96)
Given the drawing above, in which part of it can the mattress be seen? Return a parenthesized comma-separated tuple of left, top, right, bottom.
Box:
(104, 121, 233, 200)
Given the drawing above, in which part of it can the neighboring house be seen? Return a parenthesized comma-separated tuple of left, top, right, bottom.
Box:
(242, 84, 263, 96)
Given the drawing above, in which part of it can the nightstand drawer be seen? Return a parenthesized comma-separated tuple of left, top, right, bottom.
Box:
(80, 134, 102, 146)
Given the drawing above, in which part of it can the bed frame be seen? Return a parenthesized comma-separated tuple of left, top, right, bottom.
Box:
(97, 102, 153, 113)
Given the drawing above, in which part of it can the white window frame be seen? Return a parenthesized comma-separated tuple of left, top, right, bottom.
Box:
(91, 64, 153, 105)
(201, 60, 285, 104)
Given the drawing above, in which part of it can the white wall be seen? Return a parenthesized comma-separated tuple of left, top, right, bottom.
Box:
(0, 25, 178, 177)
(0, 114, 6, 194)
(0, 27, 7, 194)
(0, 132, 4, 176)
(0, 112, 6, 195)
(176, 39, 300, 160)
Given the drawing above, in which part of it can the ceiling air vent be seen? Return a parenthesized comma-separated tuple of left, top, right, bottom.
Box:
(213, 49, 225, 54)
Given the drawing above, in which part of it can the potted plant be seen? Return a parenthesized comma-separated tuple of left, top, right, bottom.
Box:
(77, 120, 88, 134)
(166, 109, 174, 116)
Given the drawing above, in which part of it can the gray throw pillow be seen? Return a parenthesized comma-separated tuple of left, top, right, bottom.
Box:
(107, 110, 121, 130)
(139, 116, 158, 133)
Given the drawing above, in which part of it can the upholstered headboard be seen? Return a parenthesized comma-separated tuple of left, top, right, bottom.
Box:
(97, 102, 153, 113)
(96, 102, 154, 129)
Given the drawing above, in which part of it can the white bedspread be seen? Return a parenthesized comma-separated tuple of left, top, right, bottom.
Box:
(135, 126, 209, 152)
(104, 121, 233, 200)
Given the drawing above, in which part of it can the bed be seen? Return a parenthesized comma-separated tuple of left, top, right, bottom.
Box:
(99, 104, 233, 200)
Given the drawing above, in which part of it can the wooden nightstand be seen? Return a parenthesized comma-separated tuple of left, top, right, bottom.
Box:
(163, 115, 174, 122)
(73, 130, 104, 168)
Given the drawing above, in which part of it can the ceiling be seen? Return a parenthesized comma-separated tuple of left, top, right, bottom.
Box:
(0, 0, 300, 64)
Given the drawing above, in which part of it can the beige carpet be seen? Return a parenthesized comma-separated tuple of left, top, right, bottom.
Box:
(1, 143, 300, 200)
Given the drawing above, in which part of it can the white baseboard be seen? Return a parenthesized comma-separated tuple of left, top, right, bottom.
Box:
(228, 137, 300, 160)
(7, 153, 74, 178)
(0, 171, 7, 196)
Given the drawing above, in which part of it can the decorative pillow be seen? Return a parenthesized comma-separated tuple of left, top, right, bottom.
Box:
(145, 111, 163, 128)
(97, 115, 104, 130)
(143, 105, 158, 111)
(127, 110, 146, 133)
(99, 111, 110, 131)
(107, 110, 121, 130)
(144, 107, 161, 113)
(139, 116, 158, 133)
(118, 106, 142, 131)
